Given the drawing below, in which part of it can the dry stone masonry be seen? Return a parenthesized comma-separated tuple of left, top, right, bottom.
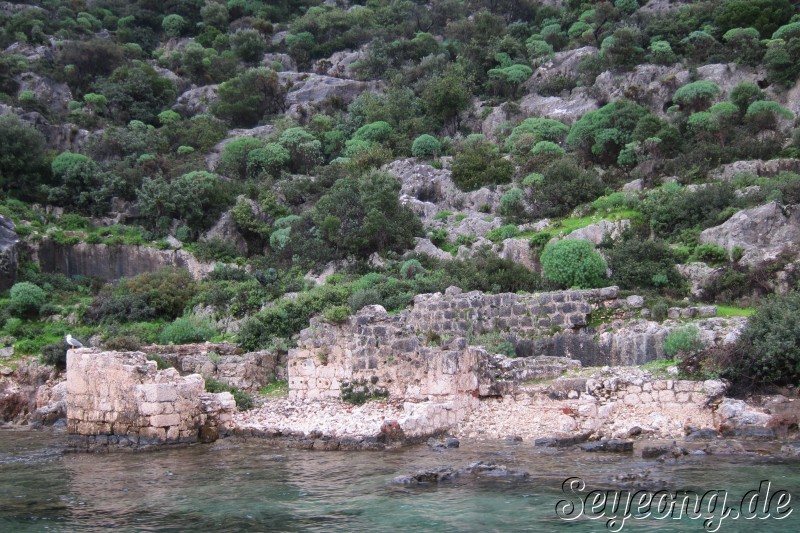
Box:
(66, 349, 235, 451)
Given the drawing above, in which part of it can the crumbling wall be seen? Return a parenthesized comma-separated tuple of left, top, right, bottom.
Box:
(66, 349, 235, 450)
(288, 286, 619, 401)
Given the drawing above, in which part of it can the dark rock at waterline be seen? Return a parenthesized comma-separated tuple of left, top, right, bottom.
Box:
(641, 443, 687, 459)
(30, 400, 66, 427)
(534, 431, 591, 448)
(720, 427, 777, 441)
(684, 427, 719, 441)
(580, 439, 633, 453)
(391, 461, 529, 485)
(427, 436, 460, 449)
(392, 466, 457, 484)
(460, 461, 530, 479)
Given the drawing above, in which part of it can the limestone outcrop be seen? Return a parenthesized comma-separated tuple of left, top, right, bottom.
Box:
(699, 202, 800, 266)
(31, 240, 218, 280)
(0, 215, 19, 291)
(708, 158, 800, 182)
(66, 349, 235, 450)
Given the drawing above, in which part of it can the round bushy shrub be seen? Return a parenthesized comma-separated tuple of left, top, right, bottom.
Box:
(9, 282, 47, 317)
(348, 289, 383, 312)
(540, 239, 608, 289)
(728, 291, 800, 386)
(159, 315, 217, 345)
(400, 259, 425, 279)
(411, 134, 441, 158)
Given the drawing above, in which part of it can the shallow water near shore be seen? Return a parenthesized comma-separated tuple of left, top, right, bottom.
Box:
(2, 428, 799, 532)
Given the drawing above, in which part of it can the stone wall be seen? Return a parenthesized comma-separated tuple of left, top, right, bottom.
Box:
(289, 286, 618, 402)
(66, 349, 235, 450)
(142, 343, 283, 392)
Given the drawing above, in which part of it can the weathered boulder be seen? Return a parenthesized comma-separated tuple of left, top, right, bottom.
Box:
(3, 39, 55, 62)
(699, 202, 800, 266)
(386, 159, 503, 216)
(714, 398, 771, 434)
(153, 66, 189, 94)
(0, 215, 19, 291)
(708, 159, 800, 182)
(173, 84, 219, 116)
(201, 210, 248, 256)
(479, 103, 509, 141)
(595, 64, 690, 114)
(524, 46, 598, 92)
(15, 72, 72, 114)
(519, 90, 598, 124)
(205, 124, 276, 170)
(498, 238, 536, 270)
(313, 49, 364, 78)
(413, 237, 454, 261)
(263, 52, 296, 71)
(563, 219, 630, 245)
(676, 262, 720, 299)
(279, 72, 379, 118)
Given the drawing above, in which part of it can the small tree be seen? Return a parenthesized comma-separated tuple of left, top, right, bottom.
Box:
(540, 239, 608, 289)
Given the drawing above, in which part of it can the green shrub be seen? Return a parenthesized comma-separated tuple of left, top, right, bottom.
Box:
(400, 259, 425, 279)
(9, 282, 47, 317)
(451, 139, 514, 191)
(692, 243, 729, 265)
(651, 300, 669, 322)
(411, 134, 442, 158)
(204, 377, 254, 410)
(607, 236, 682, 291)
(348, 288, 383, 312)
(727, 291, 800, 386)
(673, 81, 722, 112)
(540, 239, 608, 289)
(40, 342, 67, 369)
(340, 378, 388, 405)
(663, 326, 704, 359)
(159, 315, 217, 344)
(323, 305, 351, 323)
(470, 332, 516, 357)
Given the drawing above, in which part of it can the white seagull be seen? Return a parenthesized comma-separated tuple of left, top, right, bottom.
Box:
(65, 334, 83, 349)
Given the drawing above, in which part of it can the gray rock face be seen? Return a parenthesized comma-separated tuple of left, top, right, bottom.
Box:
(708, 159, 800, 182)
(173, 84, 219, 116)
(676, 262, 721, 299)
(263, 53, 296, 72)
(595, 64, 690, 114)
(563, 219, 630, 245)
(413, 237, 453, 261)
(519, 90, 598, 125)
(3, 40, 55, 62)
(206, 125, 276, 171)
(32, 240, 218, 280)
(525, 46, 598, 92)
(15, 72, 72, 114)
(280, 72, 379, 117)
(480, 104, 509, 141)
(0, 215, 19, 291)
(498, 238, 536, 271)
(313, 49, 364, 78)
(386, 159, 503, 217)
(0, 104, 92, 152)
(153, 66, 189, 94)
(699, 202, 800, 266)
(201, 210, 248, 256)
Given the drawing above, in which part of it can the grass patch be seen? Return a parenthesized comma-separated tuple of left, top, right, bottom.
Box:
(715, 305, 755, 318)
(518, 209, 642, 241)
(259, 379, 289, 397)
(640, 358, 679, 377)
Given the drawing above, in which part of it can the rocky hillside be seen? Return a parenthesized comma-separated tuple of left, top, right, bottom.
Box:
(1, 0, 800, 394)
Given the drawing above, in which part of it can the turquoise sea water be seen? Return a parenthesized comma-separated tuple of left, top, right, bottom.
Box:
(1, 427, 799, 532)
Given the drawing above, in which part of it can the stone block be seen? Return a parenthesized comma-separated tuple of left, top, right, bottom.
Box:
(149, 414, 181, 427)
(658, 390, 676, 402)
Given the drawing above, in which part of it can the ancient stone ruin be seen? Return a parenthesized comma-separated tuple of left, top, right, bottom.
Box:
(66, 349, 235, 450)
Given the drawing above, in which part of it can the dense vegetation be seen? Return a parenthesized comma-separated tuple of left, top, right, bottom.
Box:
(1, 0, 800, 389)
